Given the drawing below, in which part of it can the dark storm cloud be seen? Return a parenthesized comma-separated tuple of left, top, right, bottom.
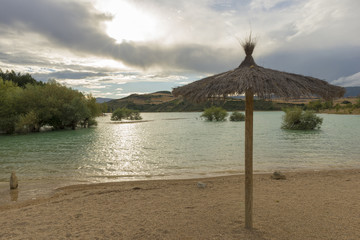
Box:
(32, 70, 107, 82)
(0, 52, 52, 66)
(116, 41, 241, 72)
(0, 0, 114, 54)
(0, 49, 120, 83)
(259, 46, 360, 82)
(0, 0, 241, 73)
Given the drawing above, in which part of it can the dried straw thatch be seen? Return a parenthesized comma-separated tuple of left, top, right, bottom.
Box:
(173, 40, 345, 102)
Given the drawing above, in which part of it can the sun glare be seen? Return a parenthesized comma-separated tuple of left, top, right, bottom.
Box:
(95, 0, 158, 42)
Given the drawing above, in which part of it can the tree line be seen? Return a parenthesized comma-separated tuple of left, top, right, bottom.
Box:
(0, 70, 102, 134)
(0, 69, 44, 88)
(305, 99, 360, 114)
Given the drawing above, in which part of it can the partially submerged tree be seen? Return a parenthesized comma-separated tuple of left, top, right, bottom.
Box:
(15, 111, 39, 133)
(111, 108, 142, 121)
(0, 75, 102, 134)
(282, 107, 323, 130)
(201, 106, 228, 121)
(230, 111, 245, 121)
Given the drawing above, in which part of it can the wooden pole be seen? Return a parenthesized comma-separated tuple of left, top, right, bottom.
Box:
(245, 89, 254, 229)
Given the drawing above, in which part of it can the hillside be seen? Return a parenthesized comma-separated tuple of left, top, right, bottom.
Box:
(106, 85, 360, 112)
(96, 97, 113, 103)
(106, 91, 294, 112)
(106, 91, 176, 110)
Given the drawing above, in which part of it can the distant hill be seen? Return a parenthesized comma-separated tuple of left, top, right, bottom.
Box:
(106, 91, 292, 112)
(96, 98, 113, 103)
(344, 87, 360, 97)
(105, 87, 360, 112)
(106, 91, 177, 111)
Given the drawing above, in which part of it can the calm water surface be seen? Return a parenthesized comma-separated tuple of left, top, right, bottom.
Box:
(1, 112, 359, 184)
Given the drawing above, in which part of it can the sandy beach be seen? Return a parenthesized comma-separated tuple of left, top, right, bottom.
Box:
(1, 169, 359, 240)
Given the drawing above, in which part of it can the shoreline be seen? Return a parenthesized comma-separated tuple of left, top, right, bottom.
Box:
(1, 167, 359, 207)
(1, 168, 359, 239)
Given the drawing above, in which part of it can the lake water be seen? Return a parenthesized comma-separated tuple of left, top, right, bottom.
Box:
(1, 112, 359, 185)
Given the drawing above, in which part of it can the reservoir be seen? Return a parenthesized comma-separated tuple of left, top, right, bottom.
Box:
(1, 112, 359, 183)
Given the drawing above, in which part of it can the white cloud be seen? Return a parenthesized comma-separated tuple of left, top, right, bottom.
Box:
(56, 79, 93, 87)
(250, 0, 291, 10)
(332, 72, 360, 87)
(85, 85, 107, 89)
(89, 91, 114, 98)
(178, 81, 191, 85)
(286, 0, 355, 43)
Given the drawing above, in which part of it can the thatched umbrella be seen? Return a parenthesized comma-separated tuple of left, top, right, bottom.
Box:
(172, 37, 345, 229)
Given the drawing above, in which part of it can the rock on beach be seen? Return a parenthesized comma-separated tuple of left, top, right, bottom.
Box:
(271, 171, 286, 180)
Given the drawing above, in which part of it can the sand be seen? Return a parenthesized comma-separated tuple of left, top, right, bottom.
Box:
(0, 169, 359, 240)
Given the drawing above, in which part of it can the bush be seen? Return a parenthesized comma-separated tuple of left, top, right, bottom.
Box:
(281, 107, 323, 130)
(111, 108, 125, 121)
(127, 111, 142, 120)
(356, 97, 360, 108)
(201, 106, 228, 121)
(335, 103, 341, 112)
(15, 111, 40, 133)
(307, 100, 323, 112)
(230, 111, 245, 121)
(111, 108, 142, 121)
(322, 100, 333, 109)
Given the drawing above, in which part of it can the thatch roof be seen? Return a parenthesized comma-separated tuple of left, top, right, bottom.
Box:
(172, 40, 345, 102)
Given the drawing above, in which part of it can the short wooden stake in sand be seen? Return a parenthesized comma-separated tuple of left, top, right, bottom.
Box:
(10, 172, 18, 190)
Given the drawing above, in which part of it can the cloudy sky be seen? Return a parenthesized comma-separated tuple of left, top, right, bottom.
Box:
(0, 0, 359, 99)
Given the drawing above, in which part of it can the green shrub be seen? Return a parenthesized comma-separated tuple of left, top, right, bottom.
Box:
(127, 111, 142, 120)
(307, 100, 323, 112)
(87, 118, 98, 127)
(356, 97, 360, 108)
(335, 103, 341, 112)
(322, 100, 333, 109)
(229, 111, 245, 121)
(201, 106, 228, 121)
(281, 107, 323, 130)
(15, 111, 40, 133)
(111, 108, 142, 121)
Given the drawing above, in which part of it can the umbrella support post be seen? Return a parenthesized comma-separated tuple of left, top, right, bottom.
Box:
(245, 89, 254, 229)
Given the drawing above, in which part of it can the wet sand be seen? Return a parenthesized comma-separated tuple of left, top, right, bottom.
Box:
(0, 169, 359, 239)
